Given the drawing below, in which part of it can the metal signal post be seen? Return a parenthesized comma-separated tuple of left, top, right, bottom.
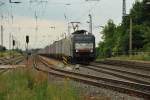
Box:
(129, 16, 132, 55)
(122, 0, 126, 17)
(1, 25, 3, 46)
(26, 35, 29, 64)
(12, 40, 15, 58)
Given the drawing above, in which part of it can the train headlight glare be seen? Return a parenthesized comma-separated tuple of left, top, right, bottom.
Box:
(76, 50, 78, 52)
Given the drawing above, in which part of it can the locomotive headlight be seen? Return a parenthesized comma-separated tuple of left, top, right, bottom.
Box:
(90, 49, 93, 52)
(76, 49, 79, 52)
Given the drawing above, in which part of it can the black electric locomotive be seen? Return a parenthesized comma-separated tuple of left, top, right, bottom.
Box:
(39, 30, 96, 63)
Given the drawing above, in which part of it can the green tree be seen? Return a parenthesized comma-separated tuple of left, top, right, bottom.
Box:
(98, 20, 116, 57)
(97, 0, 150, 58)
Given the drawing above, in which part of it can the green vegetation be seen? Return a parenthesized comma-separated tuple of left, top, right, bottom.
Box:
(0, 50, 22, 58)
(0, 69, 80, 100)
(110, 53, 150, 61)
(97, 0, 150, 60)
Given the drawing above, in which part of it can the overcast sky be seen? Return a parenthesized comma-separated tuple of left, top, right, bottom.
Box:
(0, 0, 136, 50)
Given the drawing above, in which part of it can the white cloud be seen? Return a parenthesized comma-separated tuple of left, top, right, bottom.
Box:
(1, 0, 136, 49)
(3, 16, 67, 49)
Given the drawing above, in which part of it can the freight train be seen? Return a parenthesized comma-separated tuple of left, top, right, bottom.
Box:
(39, 30, 96, 63)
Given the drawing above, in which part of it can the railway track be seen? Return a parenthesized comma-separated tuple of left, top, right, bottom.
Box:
(0, 56, 25, 74)
(0, 57, 9, 64)
(97, 59, 150, 71)
(10, 56, 25, 64)
(34, 56, 150, 99)
(0, 56, 24, 65)
(80, 63, 150, 85)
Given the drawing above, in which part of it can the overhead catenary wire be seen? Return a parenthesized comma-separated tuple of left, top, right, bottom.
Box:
(29, 0, 48, 48)
(72, 0, 101, 22)
(68, 0, 101, 33)
(61, 2, 97, 33)
(29, 0, 95, 45)
(5, 0, 103, 49)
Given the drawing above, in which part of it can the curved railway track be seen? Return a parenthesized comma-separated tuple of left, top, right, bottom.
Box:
(34, 56, 150, 99)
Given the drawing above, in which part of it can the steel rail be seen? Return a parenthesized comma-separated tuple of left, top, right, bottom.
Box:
(39, 57, 150, 90)
(0, 56, 25, 75)
(96, 60, 150, 71)
(34, 56, 150, 99)
(3, 56, 24, 65)
(83, 63, 150, 85)
(91, 63, 150, 79)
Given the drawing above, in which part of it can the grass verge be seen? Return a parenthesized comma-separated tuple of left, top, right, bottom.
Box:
(0, 51, 21, 58)
(0, 68, 80, 100)
(96, 54, 150, 62)
(110, 54, 150, 61)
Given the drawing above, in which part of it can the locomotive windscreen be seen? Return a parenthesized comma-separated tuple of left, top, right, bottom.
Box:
(74, 35, 94, 41)
(75, 43, 93, 49)
(73, 34, 95, 53)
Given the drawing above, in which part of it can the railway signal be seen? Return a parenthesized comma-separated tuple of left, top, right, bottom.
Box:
(26, 35, 29, 44)
(13, 40, 15, 46)
(26, 35, 29, 63)
(12, 40, 15, 58)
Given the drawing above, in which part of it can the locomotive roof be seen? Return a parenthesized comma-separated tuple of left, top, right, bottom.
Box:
(72, 30, 87, 35)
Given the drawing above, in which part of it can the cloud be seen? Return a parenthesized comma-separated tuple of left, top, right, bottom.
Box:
(1, 0, 136, 49)
(3, 16, 67, 49)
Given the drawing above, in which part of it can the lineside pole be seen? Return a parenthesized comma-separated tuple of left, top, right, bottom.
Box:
(122, 0, 126, 17)
(1, 25, 3, 46)
(129, 16, 132, 55)
(89, 14, 93, 34)
(0, 25, 3, 57)
(26, 35, 29, 66)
